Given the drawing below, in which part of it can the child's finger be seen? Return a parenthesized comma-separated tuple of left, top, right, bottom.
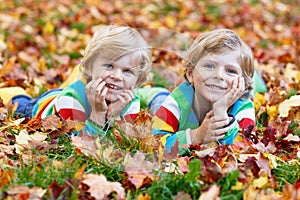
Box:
(96, 81, 106, 95)
(210, 115, 228, 122)
(86, 78, 103, 92)
(213, 126, 231, 136)
(121, 89, 135, 99)
(210, 120, 230, 130)
(205, 110, 214, 119)
(118, 92, 134, 103)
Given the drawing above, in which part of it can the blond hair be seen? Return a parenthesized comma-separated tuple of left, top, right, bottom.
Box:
(184, 29, 254, 97)
(80, 25, 152, 86)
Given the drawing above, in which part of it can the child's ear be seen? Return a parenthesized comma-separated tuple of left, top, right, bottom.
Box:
(185, 68, 194, 83)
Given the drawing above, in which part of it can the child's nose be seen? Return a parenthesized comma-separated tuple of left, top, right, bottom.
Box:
(110, 69, 122, 80)
(213, 69, 225, 80)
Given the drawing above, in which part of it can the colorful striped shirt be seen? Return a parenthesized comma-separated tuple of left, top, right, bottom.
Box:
(32, 79, 140, 135)
(152, 82, 255, 154)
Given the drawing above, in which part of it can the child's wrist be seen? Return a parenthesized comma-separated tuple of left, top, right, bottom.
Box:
(89, 111, 106, 127)
(190, 128, 203, 145)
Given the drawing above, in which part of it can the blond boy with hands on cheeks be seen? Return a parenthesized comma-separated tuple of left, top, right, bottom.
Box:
(25, 25, 152, 135)
(152, 29, 255, 154)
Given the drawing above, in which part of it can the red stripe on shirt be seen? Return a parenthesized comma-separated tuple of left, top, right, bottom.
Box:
(156, 106, 179, 131)
(58, 108, 86, 121)
(238, 118, 255, 130)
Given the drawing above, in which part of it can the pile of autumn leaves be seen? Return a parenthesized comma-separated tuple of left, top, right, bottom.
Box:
(0, 79, 299, 199)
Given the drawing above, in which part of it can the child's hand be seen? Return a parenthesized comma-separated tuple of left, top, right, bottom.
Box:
(85, 78, 108, 126)
(107, 88, 135, 119)
(213, 77, 245, 118)
(190, 111, 228, 144)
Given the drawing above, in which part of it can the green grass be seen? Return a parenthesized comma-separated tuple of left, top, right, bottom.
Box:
(272, 161, 300, 191)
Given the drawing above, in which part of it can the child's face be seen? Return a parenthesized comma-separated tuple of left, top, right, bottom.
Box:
(91, 52, 141, 102)
(188, 50, 243, 103)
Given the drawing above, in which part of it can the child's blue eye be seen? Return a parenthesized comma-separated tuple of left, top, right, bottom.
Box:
(204, 63, 215, 69)
(124, 68, 134, 74)
(104, 64, 113, 69)
(226, 68, 238, 74)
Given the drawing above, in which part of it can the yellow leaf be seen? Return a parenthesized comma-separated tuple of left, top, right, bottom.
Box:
(37, 57, 47, 73)
(284, 63, 299, 81)
(43, 21, 55, 34)
(136, 193, 151, 200)
(266, 105, 278, 120)
(253, 176, 268, 189)
(48, 41, 56, 53)
(231, 181, 243, 190)
(75, 165, 86, 179)
(0, 87, 28, 105)
(278, 95, 300, 117)
(254, 93, 266, 112)
(165, 16, 176, 28)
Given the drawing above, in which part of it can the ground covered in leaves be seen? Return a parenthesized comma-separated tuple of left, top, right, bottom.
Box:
(0, 0, 299, 199)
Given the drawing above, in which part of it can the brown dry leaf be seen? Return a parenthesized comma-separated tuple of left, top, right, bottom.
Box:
(212, 145, 238, 174)
(177, 156, 189, 173)
(81, 174, 125, 200)
(41, 114, 62, 131)
(256, 153, 273, 177)
(0, 144, 14, 155)
(173, 191, 192, 200)
(14, 130, 48, 154)
(124, 151, 155, 189)
(280, 182, 300, 200)
(71, 134, 98, 159)
(102, 145, 125, 165)
(0, 56, 16, 77)
(243, 183, 282, 200)
(202, 159, 223, 183)
(0, 168, 14, 188)
(254, 141, 277, 154)
(117, 110, 153, 139)
(6, 185, 46, 200)
(48, 181, 64, 200)
(198, 184, 220, 200)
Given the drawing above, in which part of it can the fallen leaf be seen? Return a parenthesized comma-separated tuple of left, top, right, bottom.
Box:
(124, 152, 155, 189)
(198, 184, 220, 200)
(6, 185, 46, 199)
(71, 134, 98, 159)
(0, 168, 14, 188)
(81, 174, 125, 200)
(283, 134, 300, 142)
(278, 95, 300, 117)
(177, 156, 189, 173)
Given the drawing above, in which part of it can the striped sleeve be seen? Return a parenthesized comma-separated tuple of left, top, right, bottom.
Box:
(54, 80, 90, 122)
(152, 95, 180, 134)
(221, 98, 256, 144)
(152, 95, 189, 153)
(121, 95, 140, 121)
(32, 90, 62, 119)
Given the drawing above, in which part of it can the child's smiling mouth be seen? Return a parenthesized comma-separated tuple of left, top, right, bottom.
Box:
(205, 84, 227, 90)
(106, 83, 121, 90)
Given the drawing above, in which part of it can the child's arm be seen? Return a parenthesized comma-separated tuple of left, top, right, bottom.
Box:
(107, 87, 135, 120)
(85, 78, 108, 127)
(152, 94, 222, 155)
(213, 77, 245, 118)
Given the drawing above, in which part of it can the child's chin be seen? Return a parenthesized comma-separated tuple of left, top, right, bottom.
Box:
(105, 95, 119, 103)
